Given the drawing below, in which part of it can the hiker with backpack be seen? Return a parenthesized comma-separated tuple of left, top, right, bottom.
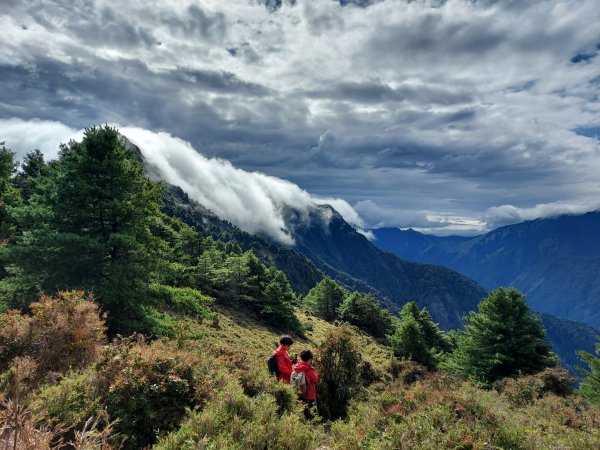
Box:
(269, 335, 297, 383)
(291, 349, 319, 419)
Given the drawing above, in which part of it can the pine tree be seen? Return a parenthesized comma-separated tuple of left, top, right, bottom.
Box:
(7, 127, 164, 332)
(577, 339, 600, 404)
(389, 313, 432, 367)
(303, 276, 345, 321)
(444, 287, 557, 386)
(337, 292, 393, 338)
(261, 269, 301, 332)
(389, 301, 449, 368)
(0, 144, 20, 300)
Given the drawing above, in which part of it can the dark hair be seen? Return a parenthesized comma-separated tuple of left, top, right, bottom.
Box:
(280, 335, 294, 346)
(300, 349, 313, 362)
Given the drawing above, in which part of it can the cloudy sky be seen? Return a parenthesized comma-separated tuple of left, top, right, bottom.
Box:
(1, 0, 600, 238)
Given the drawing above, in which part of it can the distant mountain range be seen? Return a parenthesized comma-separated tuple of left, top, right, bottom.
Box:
(371, 212, 600, 329)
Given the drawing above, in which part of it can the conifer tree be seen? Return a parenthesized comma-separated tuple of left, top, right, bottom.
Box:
(389, 301, 450, 368)
(303, 276, 345, 321)
(7, 127, 164, 331)
(337, 292, 393, 338)
(0, 144, 20, 297)
(577, 339, 600, 404)
(444, 287, 557, 385)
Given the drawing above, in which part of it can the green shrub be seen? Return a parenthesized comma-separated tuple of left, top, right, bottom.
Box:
(156, 381, 320, 450)
(30, 370, 101, 431)
(240, 362, 296, 414)
(150, 283, 214, 318)
(316, 325, 365, 420)
(95, 340, 200, 449)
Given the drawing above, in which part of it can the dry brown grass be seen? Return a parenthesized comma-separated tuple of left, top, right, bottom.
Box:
(0, 291, 106, 382)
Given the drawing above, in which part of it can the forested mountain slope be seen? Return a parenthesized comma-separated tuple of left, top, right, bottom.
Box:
(372, 212, 600, 328)
(285, 204, 487, 330)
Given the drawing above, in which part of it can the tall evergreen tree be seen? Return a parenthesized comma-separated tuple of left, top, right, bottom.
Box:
(7, 127, 163, 331)
(444, 287, 557, 386)
(337, 292, 393, 338)
(0, 144, 20, 299)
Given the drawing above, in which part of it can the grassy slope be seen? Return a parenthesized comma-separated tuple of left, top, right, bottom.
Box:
(186, 305, 391, 372)
(161, 306, 600, 450)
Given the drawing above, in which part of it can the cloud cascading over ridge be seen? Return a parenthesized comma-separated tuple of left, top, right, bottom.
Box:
(0, 118, 366, 244)
(123, 126, 369, 244)
(1, 0, 600, 235)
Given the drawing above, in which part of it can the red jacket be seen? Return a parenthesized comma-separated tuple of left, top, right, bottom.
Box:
(273, 346, 292, 384)
(294, 360, 319, 400)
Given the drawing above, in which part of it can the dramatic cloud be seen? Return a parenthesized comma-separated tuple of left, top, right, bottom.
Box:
(124, 126, 367, 244)
(0, 118, 365, 244)
(2, 0, 600, 235)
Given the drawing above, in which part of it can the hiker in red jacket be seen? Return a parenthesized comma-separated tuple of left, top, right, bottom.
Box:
(294, 349, 319, 419)
(273, 335, 297, 384)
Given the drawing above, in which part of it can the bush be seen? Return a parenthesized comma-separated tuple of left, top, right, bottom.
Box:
(316, 325, 366, 420)
(30, 370, 102, 432)
(95, 339, 200, 450)
(155, 382, 320, 450)
(495, 367, 575, 407)
(150, 283, 214, 318)
(240, 362, 296, 414)
(0, 291, 105, 379)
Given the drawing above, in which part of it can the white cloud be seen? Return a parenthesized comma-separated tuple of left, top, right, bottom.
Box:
(484, 200, 600, 229)
(0, 118, 369, 244)
(0, 118, 81, 160)
(120, 126, 369, 244)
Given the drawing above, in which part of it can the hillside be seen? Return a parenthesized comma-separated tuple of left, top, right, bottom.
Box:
(286, 204, 488, 330)
(158, 178, 595, 373)
(161, 184, 487, 330)
(162, 185, 324, 296)
(371, 212, 600, 328)
(5, 299, 600, 450)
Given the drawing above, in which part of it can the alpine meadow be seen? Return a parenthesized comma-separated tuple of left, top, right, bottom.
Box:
(2, 1, 600, 449)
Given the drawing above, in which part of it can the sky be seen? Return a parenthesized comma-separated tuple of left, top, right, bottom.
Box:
(1, 0, 600, 239)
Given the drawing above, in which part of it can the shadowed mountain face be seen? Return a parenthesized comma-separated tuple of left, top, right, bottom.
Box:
(539, 314, 599, 376)
(284, 204, 487, 330)
(371, 211, 600, 328)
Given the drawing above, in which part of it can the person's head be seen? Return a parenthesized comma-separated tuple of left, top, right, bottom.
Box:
(300, 349, 313, 363)
(279, 335, 294, 350)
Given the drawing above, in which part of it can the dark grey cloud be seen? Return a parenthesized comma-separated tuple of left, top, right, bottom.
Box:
(339, 0, 380, 7)
(257, 0, 297, 13)
(305, 81, 474, 105)
(2, 0, 600, 236)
